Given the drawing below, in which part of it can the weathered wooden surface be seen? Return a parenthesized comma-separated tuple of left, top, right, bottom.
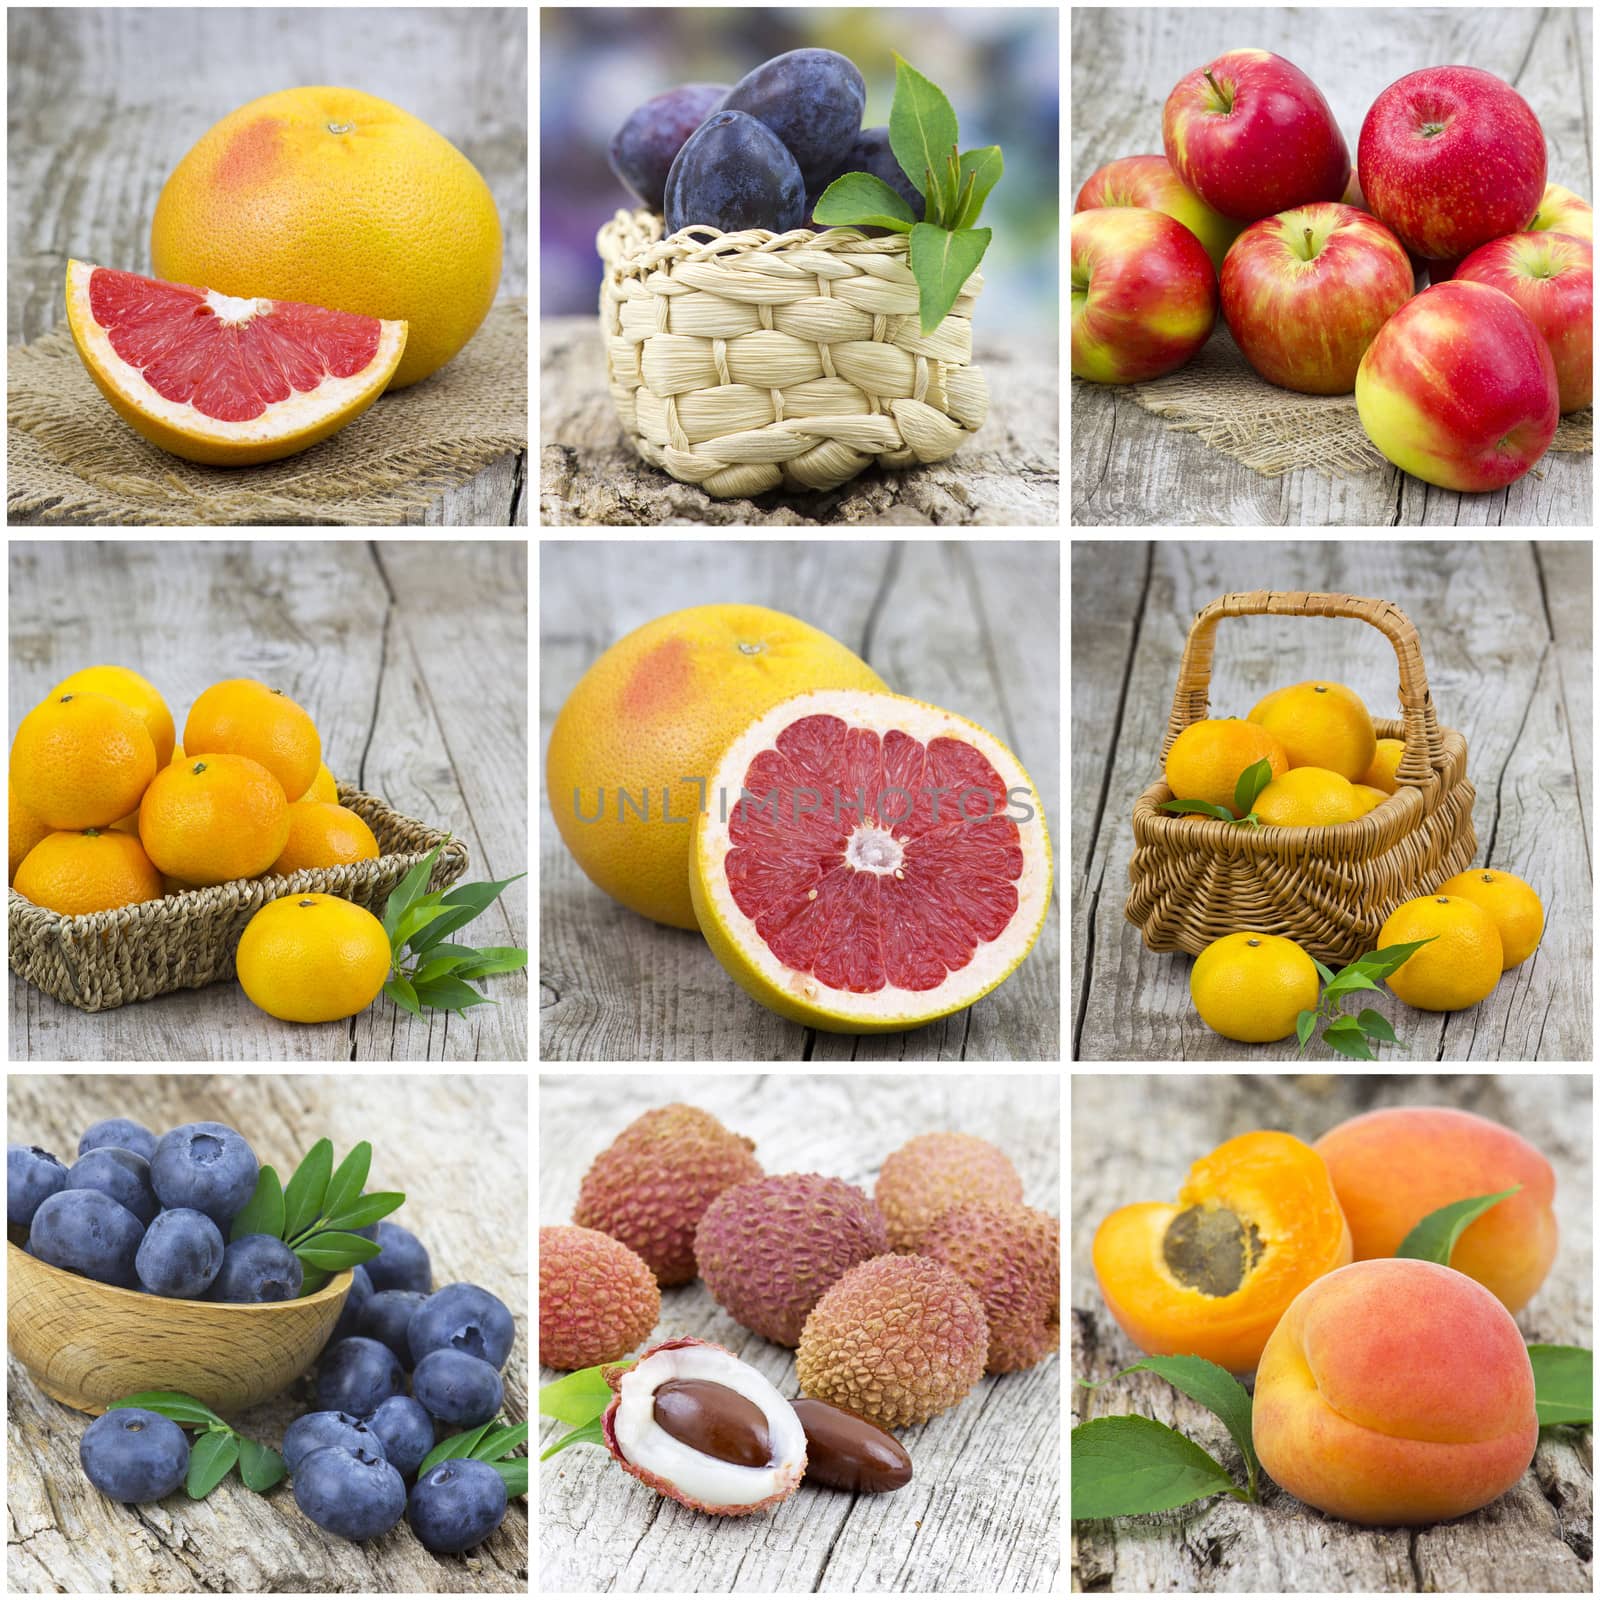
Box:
(1071, 1072, 1593, 1592)
(6, 8, 527, 527)
(1071, 8, 1594, 526)
(541, 1072, 1061, 1592)
(6, 1072, 528, 1592)
(9, 539, 529, 1061)
(541, 317, 1059, 525)
(1071, 540, 1591, 1061)
(540, 539, 1061, 1060)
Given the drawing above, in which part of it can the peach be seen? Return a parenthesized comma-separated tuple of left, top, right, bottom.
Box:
(1253, 1258, 1537, 1525)
(1314, 1106, 1556, 1312)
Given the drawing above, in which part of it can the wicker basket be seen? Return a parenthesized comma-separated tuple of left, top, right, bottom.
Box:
(8, 783, 468, 1013)
(596, 208, 989, 498)
(1124, 592, 1477, 966)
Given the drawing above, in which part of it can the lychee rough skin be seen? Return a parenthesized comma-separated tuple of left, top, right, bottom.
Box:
(574, 1103, 761, 1286)
(539, 1225, 661, 1371)
(796, 1254, 989, 1429)
(694, 1173, 889, 1347)
(874, 1132, 1023, 1253)
(919, 1203, 1060, 1373)
(602, 1337, 806, 1515)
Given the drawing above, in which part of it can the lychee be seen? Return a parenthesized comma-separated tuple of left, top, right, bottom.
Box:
(539, 1225, 660, 1370)
(919, 1203, 1060, 1373)
(694, 1173, 888, 1346)
(796, 1254, 988, 1428)
(874, 1131, 1023, 1253)
(574, 1103, 761, 1285)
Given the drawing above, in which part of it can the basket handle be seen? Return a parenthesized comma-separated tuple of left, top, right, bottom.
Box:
(1164, 591, 1445, 790)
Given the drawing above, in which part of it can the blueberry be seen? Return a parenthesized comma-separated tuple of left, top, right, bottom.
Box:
(150, 1122, 259, 1230)
(78, 1117, 158, 1163)
(327, 1263, 374, 1345)
(8, 1144, 68, 1227)
(365, 1221, 431, 1294)
(365, 1395, 435, 1478)
(80, 1407, 190, 1502)
(65, 1146, 160, 1227)
(283, 1410, 383, 1475)
(411, 1348, 504, 1428)
(136, 1207, 224, 1297)
(719, 48, 866, 189)
(29, 1188, 144, 1286)
(409, 1282, 515, 1370)
(663, 109, 806, 238)
(358, 1289, 428, 1368)
(207, 1234, 303, 1302)
(317, 1336, 405, 1415)
(408, 1457, 508, 1553)
(293, 1444, 406, 1540)
(609, 82, 731, 212)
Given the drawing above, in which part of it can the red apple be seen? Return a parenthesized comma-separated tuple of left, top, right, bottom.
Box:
(1454, 232, 1592, 413)
(1221, 203, 1414, 394)
(1075, 154, 1244, 274)
(1529, 183, 1593, 243)
(1358, 67, 1546, 260)
(1162, 49, 1350, 222)
(1355, 281, 1558, 491)
(1071, 208, 1218, 384)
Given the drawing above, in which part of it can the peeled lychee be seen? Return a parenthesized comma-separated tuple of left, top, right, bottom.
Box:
(919, 1203, 1060, 1373)
(796, 1254, 989, 1428)
(874, 1132, 1023, 1253)
(574, 1103, 762, 1285)
(539, 1225, 660, 1370)
(602, 1337, 806, 1515)
(694, 1173, 888, 1347)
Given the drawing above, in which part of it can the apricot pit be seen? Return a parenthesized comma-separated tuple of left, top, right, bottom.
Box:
(1162, 1204, 1264, 1297)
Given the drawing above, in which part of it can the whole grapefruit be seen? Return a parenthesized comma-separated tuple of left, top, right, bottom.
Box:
(150, 86, 501, 389)
(546, 605, 887, 930)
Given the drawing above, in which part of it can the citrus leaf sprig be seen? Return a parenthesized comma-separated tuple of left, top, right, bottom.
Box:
(378, 841, 527, 1018)
(810, 54, 1003, 334)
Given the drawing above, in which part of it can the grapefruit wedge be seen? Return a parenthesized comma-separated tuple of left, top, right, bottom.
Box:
(65, 260, 407, 466)
(691, 689, 1053, 1032)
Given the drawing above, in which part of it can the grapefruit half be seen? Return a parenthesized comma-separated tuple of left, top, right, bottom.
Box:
(691, 689, 1053, 1031)
(65, 260, 407, 466)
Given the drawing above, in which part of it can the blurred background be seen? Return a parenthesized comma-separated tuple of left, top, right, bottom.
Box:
(540, 5, 1059, 334)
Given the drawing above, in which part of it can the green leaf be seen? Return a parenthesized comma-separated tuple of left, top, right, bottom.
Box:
(385, 973, 422, 1017)
(1072, 1415, 1242, 1519)
(410, 975, 496, 1014)
(237, 1436, 287, 1493)
(187, 1430, 240, 1499)
(299, 1264, 331, 1295)
(955, 146, 1003, 225)
(448, 947, 527, 980)
(321, 1142, 373, 1226)
(295, 1231, 383, 1270)
(382, 844, 444, 939)
(539, 1367, 618, 1427)
(490, 1457, 529, 1499)
(1114, 1356, 1259, 1500)
(1396, 1187, 1522, 1266)
(1529, 1344, 1592, 1426)
(907, 221, 990, 335)
(110, 1391, 226, 1429)
(889, 55, 959, 217)
(230, 1167, 286, 1242)
(282, 1139, 333, 1240)
(539, 1417, 606, 1462)
(472, 1422, 529, 1461)
(811, 172, 918, 234)
(319, 1192, 405, 1232)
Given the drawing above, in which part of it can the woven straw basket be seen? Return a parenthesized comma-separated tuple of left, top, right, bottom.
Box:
(1125, 592, 1478, 967)
(8, 783, 467, 1013)
(596, 208, 989, 498)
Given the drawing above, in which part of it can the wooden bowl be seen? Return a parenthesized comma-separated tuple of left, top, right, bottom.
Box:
(6, 1240, 354, 1414)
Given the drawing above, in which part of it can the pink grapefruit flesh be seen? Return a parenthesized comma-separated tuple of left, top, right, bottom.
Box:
(64, 260, 407, 466)
(691, 689, 1053, 1032)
